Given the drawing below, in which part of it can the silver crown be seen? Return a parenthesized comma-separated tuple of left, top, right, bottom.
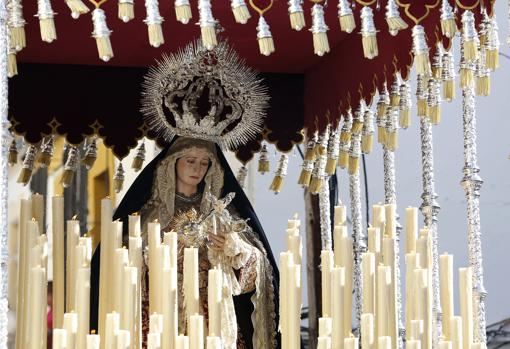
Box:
(141, 40, 269, 150)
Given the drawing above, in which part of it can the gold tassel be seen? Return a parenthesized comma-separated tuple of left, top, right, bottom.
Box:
(361, 108, 374, 154)
(8, 139, 18, 166)
(427, 78, 441, 125)
(198, 0, 217, 50)
(65, 0, 90, 18)
(304, 134, 317, 161)
(175, 0, 192, 24)
(257, 16, 275, 56)
(8, 0, 27, 50)
(37, 135, 54, 167)
(131, 142, 146, 171)
(377, 84, 389, 143)
(412, 25, 431, 76)
(148, 24, 164, 48)
(462, 11, 479, 63)
(36, 0, 57, 43)
(92, 8, 114, 62)
(399, 110, 411, 129)
(351, 118, 363, 134)
(258, 144, 270, 174)
(428, 105, 441, 125)
(325, 126, 340, 175)
(298, 166, 312, 187)
(378, 127, 387, 144)
(310, 3, 329, 56)
(337, 0, 355, 34)
(269, 154, 288, 194)
(8, 49, 18, 78)
(416, 75, 428, 117)
(361, 134, 373, 154)
(231, 0, 251, 24)
(460, 68, 474, 89)
(17, 145, 38, 186)
(441, 49, 456, 102)
(475, 74, 490, 97)
(113, 162, 125, 193)
(431, 47, 443, 80)
(338, 150, 349, 169)
(485, 15, 500, 71)
(390, 79, 400, 107)
(361, 6, 378, 59)
(443, 79, 455, 101)
(385, 0, 408, 36)
(288, 0, 305, 30)
(440, 0, 457, 38)
(118, 0, 134, 22)
(309, 153, 326, 194)
(399, 81, 412, 129)
(61, 146, 79, 188)
(348, 155, 359, 175)
(82, 138, 98, 169)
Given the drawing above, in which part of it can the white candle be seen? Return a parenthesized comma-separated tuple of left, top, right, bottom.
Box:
(333, 226, 352, 338)
(53, 328, 68, 349)
(67, 219, 80, 312)
(163, 231, 178, 269)
(78, 236, 93, 266)
(148, 333, 161, 349)
(371, 204, 385, 232)
(63, 312, 78, 349)
(450, 316, 463, 349)
(440, 253, 454, 339)
(208, 268, 222, 337)
(439, 340, 452, 349)
(113, 248, 129, 313)
(459, 268, 473, 349)
(318, 317, 332, 337)
(99, 197, 113, 345)
(334, 205, 346, 226)
(344, 336, 359, 349)
(121, 266, 137, 342)
(286, 229, 302, 265)
(17, 198, 31, 347)
(376, 265, 391, 338)
(321, 250, 333, 317)
(149, 313, 163, 334)
(288, 263, 301, 349)
(189, 315, 204, 349)
(367, 227, 380, 257)
(76, 267, 91, 349)
(152, 243, 169, 315)
(128, 214, 141, 237)
(414, 268, 431, 349)
(86, 334, 100, 349)
(28, 266, 45, 349)
(128, 235, 143, 349)
(205, 337, 221, 349)
(382, 237, 397, 349)
(176, 335, 189, 349)
(407, 340, 421, 349)
(361, 253, 375, 314)
(378, 336, 391, 349)
(279, 252, 293, 349)
(384, 204, 396, 237)
(31, 193, 44, 236)
(360, 313, 374, 349)
(183, 248, 199, 322)
(405, 253, 420, 340)
(105, 312, 120, 349)
(162, 267, 178, 349)
(117, 330, 131, 349)
(331, 267, 345, 349)
(409, 320, 424, 341)
(405, 207, 418, 253)
(416, 229, 432, 269)
(471, 343, 486, 349)
(318, 337, 332, 349)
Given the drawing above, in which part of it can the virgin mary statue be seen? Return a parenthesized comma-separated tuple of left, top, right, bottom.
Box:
(90, 41, 280, 349)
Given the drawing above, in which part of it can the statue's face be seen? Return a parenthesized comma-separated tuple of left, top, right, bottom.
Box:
(176, 148, 211, 189)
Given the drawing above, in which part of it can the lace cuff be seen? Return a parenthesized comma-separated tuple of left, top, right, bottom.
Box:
(222, 232, 254, 269)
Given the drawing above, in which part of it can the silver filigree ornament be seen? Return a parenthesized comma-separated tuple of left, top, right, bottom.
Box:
(141, 40, 269, 150)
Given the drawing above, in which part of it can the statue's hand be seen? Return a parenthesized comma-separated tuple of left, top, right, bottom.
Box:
(207, 231, 226, 251)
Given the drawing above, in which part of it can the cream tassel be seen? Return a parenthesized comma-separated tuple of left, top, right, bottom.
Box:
(376, 83, 390, 144)
(385, 104, 399, 151)
(431, 45, 443, 80)
(475, 55, 490, 97)
(304, 133, 318, 161)
(8, 139, 18, 166)
(485, 15, 500, 71)
(361, 108, 374, 154)
(131, 141, 146, 171)
(175, 0, 192, 24)
(426, 78, 441, 125)
(92, 8, 114, 62)
(337, 0, 355, 34)
(288, 0, 305, 30)
(37, 135, 54, 167)
(309, 152, 326, 194)
(310, 3, 329, 56)
(236, 166, 248, 189)
(82, 138, 98, 169)
(269, 154, 288, 194)
(118, 0, 134, 22)
(65, 0, 89, 18)
(256, 16, 275, 56)
(36, 0, 57, 43)
(441, 49, 456, 101)
(338, 111, 352, 169)
(462, 11, 479, 63)
(460, 37, 474, 89)
(348, 105, 364, 174)
(7, 0, 27, 50)
(7, 48, 18, 78)
(440, 0, 457, 38)
(416, 74, 428, 117)
(113, 162, 125, 193)
(360, 6, 378, 59)
(144, 0, 164, 47)
(399, 81, 412, 129)
(61, 146, 79, 188)
(258, 143, 270, 174)
(300, 137, 316, 186)
(17, 145, 38, 186)
(389, 77, 401, 107)
(385, 0, 407, 36)
(412, 25, 431, 76)
(326, 124, 340, 175)
(231, 0, 250, 24)
(198, 0, 218, 50)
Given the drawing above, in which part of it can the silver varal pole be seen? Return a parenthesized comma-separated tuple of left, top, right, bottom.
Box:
(418, 77, 442, 349)
(0, 0, 9, 346)
(349, 113, 366, 333)
(383, 104, 405, 349)
(460, 64, 487, 344)
(319, 174, 332, 249)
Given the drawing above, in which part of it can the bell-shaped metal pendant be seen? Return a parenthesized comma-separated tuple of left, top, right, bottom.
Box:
(131, 142, 146, 172)
(17, 145, 38, 185)
(37, 135, 54, 167)
(61, 146, 79, 188)
(258, 143, 270, 174)
(113, 162, 125, 193)
(82, 138, 98, 170)
(8, 139, 18, 166)
(269, 154, 288, 194)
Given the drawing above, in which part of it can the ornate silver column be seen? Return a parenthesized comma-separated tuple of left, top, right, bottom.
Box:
(460, 64, 487, 344)
(0, 0, 9, 346)
(417, 75, 442, 349)
(383, 102, 404, 349)
(349, 107, 366, 333)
